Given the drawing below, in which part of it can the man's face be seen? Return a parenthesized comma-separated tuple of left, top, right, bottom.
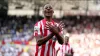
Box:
(43, 4, 54, 17)
(65, 37, 69, 44)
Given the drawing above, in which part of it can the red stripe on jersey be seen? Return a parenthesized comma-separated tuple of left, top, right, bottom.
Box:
(59, 44, 72, 56)
(47, 40, 52, 56)
(51, 20, 55, 56)
(34, 32, 38, 37)
(40, 19, 47, 56)
(35, 45, 39, 56)
(68, 44, 71, 53)
(34, 22, 39, 56)
(54, 42, 56, 56)
(52, 42, 54, 56)
(41, 44, 46, 56)
(65, 44, 67, 52)
(52, 41, 56, 56)
(52, 20, 56, 56)
(40, 22, 43, 35)
(47, 19, 55, 56)
(35, 19, 57, 56)
(62, 45, 63, 56)
(34, 22, 38, 37)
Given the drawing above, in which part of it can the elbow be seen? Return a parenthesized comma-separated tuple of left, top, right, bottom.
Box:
(37, 43, 41, 46)
(60, 38, 64, 44)
(37, 40, 46, 46)
(61, 41, 64, 44)
(59, 41, 64, 45)
(37, 41, 42, 46)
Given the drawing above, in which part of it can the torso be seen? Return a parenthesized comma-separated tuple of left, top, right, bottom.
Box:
(59, 44, 72, 56)
(35, 19, 57, 56)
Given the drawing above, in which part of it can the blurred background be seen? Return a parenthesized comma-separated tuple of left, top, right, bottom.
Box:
(0, 0, 100, 56)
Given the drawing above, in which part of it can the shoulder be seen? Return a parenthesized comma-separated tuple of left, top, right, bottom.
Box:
(34, 20, 44, 30)
(34, 21, 41, 26)
(34, 19, 44, 26)
(34, 21, 41, 30)
(34, 20, 44, 27)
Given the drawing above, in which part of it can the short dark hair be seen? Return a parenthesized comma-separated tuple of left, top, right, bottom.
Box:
(43, 4, 53, 10)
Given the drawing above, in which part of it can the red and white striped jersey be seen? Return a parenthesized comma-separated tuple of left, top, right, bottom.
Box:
(34, 19, 60, 56)
(57, 43, 73, 56)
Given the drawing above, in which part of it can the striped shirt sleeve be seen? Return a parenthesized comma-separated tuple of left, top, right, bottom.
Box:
(33, 22, 41, 37)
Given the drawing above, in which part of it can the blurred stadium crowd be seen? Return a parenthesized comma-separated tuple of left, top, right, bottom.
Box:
(62, 16, 100, 34)
(0, 0, 100, 56)
(0, 15, 100, 56)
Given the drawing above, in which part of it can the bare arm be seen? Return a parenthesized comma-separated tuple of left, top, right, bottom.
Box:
(46, 22, 64, 44)
(28, 35, 34, 41)
(36, 33, 54, 46)
(55, 32, 64, 44)
(32, 22, 55, 46)
(55, 21, 64, 44)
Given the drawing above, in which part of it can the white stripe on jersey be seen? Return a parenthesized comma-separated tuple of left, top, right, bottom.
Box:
(41, 20, 48, 56)
(38, 46, 42, 56)
(35, 19, 57, 56)
(40, 20, 44, 35)
(59, 44, 71, 56)
(50, 44, 52, 56)
(44, 30, 50, 56)
(44, 41, 49, 56)
(37, 22, 41, 56)
(37, 21, 41, 35)
(49, 30, 52, 56)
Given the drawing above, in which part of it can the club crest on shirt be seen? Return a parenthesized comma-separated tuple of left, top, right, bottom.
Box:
(34, 26, 39, 31)
(34, 26, 39, 33)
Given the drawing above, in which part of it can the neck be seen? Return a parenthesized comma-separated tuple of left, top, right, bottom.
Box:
(65, 43, 68, 45)
(45, 17, 52, 22)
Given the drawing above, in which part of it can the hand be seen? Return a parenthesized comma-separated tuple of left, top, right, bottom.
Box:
(45, 21, 59, 34)
(58, 21, 65, 31)
(65, 53, 72, 56)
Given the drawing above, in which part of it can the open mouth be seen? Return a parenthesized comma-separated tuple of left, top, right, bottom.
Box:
(47, 12, 51, 14)
(45, 10, 52, 13)
(46, 11, 51, 13)
(45, 11, 52, 14)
